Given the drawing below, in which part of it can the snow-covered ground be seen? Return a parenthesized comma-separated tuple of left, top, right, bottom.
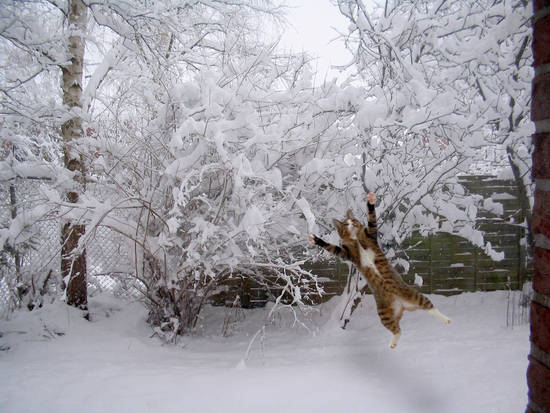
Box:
(0, 292, 529, 413)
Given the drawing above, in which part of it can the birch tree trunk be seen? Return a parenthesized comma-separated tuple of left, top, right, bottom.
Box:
(61, 0, 87, 310)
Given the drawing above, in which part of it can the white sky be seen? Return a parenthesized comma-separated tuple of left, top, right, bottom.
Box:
(279, 0, 353, 82)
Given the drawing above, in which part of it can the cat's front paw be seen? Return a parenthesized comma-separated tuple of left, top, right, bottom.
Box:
(367, 192, 376, 205)
(309, 235, 329, 248)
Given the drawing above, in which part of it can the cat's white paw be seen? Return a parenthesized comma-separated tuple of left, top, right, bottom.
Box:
(429, 308, 451, 324)
(307, 234, 316, 245)
(389, 332, 401, 349)
(367, 192, 376, 205)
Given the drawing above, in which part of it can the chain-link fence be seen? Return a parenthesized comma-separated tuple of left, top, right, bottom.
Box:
(1, 178, 137, 315)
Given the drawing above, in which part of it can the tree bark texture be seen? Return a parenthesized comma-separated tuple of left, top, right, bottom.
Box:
(507, 146, 534, 252)
(61, 0, 87, 310)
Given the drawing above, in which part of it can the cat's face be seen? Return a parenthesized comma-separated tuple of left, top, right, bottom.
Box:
(333, 210, 363, 241)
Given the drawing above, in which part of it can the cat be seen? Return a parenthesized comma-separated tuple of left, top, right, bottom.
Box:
(308, 192, 450, 348)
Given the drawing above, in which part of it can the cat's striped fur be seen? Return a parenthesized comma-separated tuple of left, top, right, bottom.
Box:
(308, 193, 450, 348)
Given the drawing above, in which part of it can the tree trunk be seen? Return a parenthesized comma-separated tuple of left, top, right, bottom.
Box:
(506, 145, 534, 251)
(61, 0, 87, 310)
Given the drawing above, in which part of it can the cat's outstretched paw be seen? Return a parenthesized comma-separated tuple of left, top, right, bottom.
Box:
(309, 234, 328, 248)
(367, 192, 376, 205)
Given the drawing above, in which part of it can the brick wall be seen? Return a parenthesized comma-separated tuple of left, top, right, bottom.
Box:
(527, 2, 550, 412)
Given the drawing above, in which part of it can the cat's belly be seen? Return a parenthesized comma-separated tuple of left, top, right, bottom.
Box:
(392, 297, 417, 312)
(359, 246, 376, 269)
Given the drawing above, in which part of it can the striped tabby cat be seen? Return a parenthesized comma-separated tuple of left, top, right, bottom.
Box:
(308, 193, 450, 348)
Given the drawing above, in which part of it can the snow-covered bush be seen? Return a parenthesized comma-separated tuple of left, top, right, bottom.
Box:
(0, 0, 533, 334)
(76, 0, 343, 336)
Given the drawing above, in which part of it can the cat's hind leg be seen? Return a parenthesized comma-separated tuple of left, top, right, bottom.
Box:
(378, 304, 403, 349)
(428, 308, 451, 324)
(414, 291, 451, 324)
(389, 331, 401, 349)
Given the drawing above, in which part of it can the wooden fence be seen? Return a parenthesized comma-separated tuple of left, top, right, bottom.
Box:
(304, 175, 531, 302)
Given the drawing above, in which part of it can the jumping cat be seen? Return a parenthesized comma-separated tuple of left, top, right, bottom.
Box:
(308, 193, 450, 348)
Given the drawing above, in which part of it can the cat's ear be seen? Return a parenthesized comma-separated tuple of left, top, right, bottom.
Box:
(333, 219, 343, 230)
(346, 209, 354, 220)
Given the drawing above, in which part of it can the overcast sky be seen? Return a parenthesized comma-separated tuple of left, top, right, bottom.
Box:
(279, 0, 353, 82)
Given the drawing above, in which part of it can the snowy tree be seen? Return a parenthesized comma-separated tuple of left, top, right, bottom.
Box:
(0, 1, 72, 310)
(63, 0, 348, 336)
(2, 0, 532, 335)
(329, 0, 532, 253)
(2, 0, 350, 329)
(461, 0, 534, 248)
(60, 0, 88, 310)
(0, 0, 91, 311)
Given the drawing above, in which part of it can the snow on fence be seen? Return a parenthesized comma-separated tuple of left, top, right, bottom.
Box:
(0, 179, 135, 313)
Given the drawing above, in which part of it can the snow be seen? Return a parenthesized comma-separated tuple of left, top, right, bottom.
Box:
(241, 205, 265, 240)
(491, 192, 516, 201)
(0, 2, 534, 410)
(483, 198, 504, 216)
(0, 292, 529, 413)
(296, 197, 318, 234)
(343, 153, 357, 166)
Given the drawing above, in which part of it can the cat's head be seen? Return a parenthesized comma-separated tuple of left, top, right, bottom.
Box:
(333, 209, 363, 241)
